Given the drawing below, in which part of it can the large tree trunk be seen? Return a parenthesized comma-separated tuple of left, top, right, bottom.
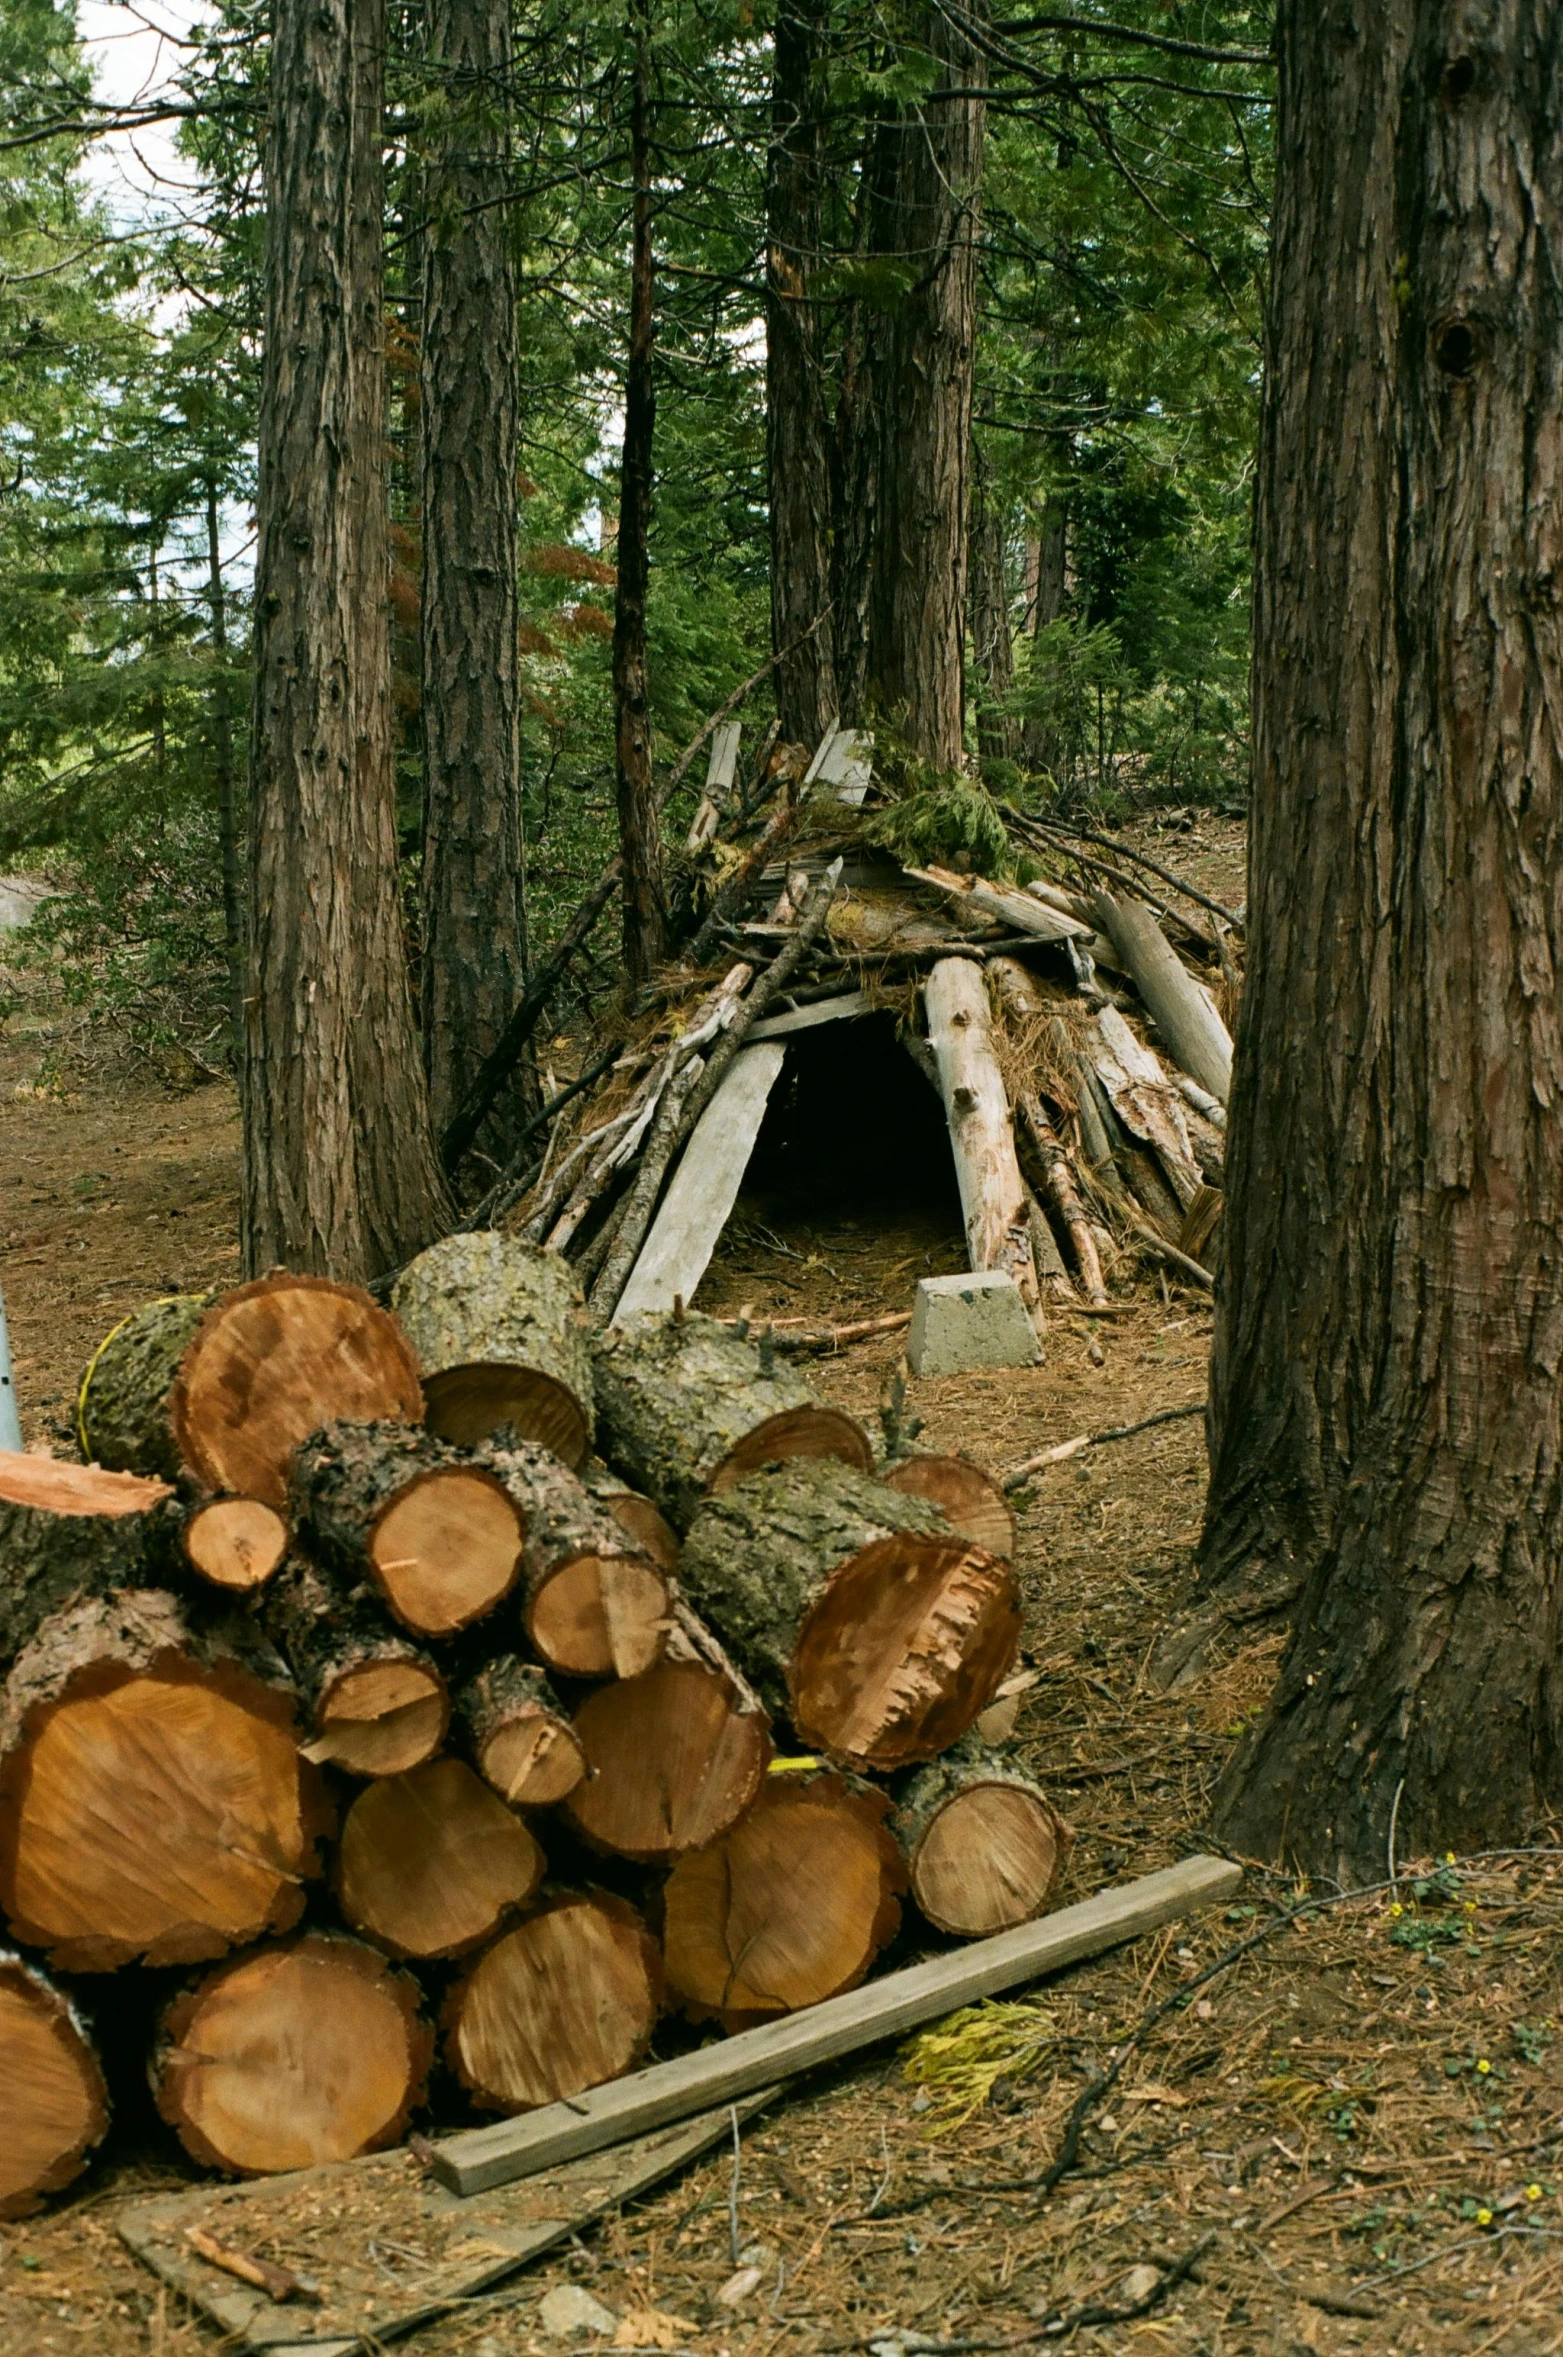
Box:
(613, 11, 665, 986)
(967, 443, 1018, 766)
(244, 0, 450, 1278)
(1192, 1, 1563, 1881)
(864, 1, 987, 767)
(766, 0, 837, 747)
(420, 0, 531, 1148)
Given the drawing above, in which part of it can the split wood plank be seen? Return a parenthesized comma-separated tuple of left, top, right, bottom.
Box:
(432, 1853, 1242, 2196)
(118, 2096, 776, 2355)
(685, 720, 743, 851)
(748, 988, 875, 1040)
(611, 1042, 787, 1324)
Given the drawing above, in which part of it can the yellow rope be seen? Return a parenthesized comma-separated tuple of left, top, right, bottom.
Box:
(76, 1297, 184, 1462)
(767, 1754, 824, 1776)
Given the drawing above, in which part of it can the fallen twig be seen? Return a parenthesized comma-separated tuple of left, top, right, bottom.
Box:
(1003, 1401, 1206, 1491)
(184, 2226, 320, 2304)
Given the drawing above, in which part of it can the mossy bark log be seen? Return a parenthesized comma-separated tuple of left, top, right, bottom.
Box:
(391, 1232, 594, 1463)
(680, 1459, 1020, 1770)
(291, 1419, 524, 1638)
(590, 1310, 871, 1530)
(457, 1656, 587, 1806)
(0, 1953, 110, 2217)
(265, 1556, 450, 1777)
(891, 1738, 1070, 1936)
(477, 1437, 670, 1679)
(0, 1453, 176, 1668)
(76, 1293, 211, 1479)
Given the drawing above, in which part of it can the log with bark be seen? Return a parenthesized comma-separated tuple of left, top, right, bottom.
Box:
(76, 1292, 210, 1478)
(334, 1756, 545, 1959)
(0, 1954, 110, 2217)
(0, 1590, 322, 1970)
(891, 1740, 1070, 1937)
(662, 1772, 903, 2028)
(390, 1232, 595, 1463)
(169, 1276, 424, 1506)
(154, 1932, 431, 2174)
(880, 1452, 1016, 1558)
(679, 1459, 1021, 1770)
(0, 1451, 176, 1663)
(457, 1657, 588, 1806)
(266, 1557, 450, 1777)
(180, 1496, 290, 1593)
(590, 1309, 872, 1531)
(580, 1458, 681, 1574)
(290, 1421, 524, 1639)
(442, 1891, 662, 2114)
(478, 1437, 672, 1679)
(1092, 890, 1233, 1105)
(1086, 1005, 1202, 1211)
(922, 956, 1040, 1314)
(989, 956, 1110, 1306)
(563, 1655, 771, 1861)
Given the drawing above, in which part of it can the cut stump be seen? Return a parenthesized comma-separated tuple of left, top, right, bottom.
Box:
(335, 1758, 545, 1960)
(458, 1657, 588, 1807)
(443, 1894, 661, 2115)
(0, 1954, 109, 2217)
(479, 1438, 671, 1680)
(563, 1658, 771, 1861)
(291, 1421, 524, 1639)
(892, 1742, 1070, 1936)
(392, 1233, 594, 1464)
(154, 1933, 431, 2175)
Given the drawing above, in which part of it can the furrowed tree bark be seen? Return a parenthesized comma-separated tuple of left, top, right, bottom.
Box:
(290, 1421, 525, 1638)
(443, 1893, 662, 2115)
(244, 0, 450, 1278)
(563, 1655, 772, 1861)
(0, 1956, 109, 2217)
(1189, 1, 1563, 1880)
(390, 1232, 594, 1462)
(420, 0, 531, 1148)
(968, 442, 1018, 766)
(478, 1438, 672, 1679)
(865, 1, 987, 766)
(767, 0, 837, 747)
(335, 1757, 544, 1959)
(613, 8, 665, 987)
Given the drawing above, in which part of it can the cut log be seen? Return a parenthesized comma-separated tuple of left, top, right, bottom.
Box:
(563, 1657, 771, 1861)
(990, 957, 1110, 1307)
(154, 1933, 431, 2175)
(458, 1657, 588, 1806)
(662, 1774, 903, 2028)
(390, 1233, 594, 1464)
(880, 1453, 1015, 1558)
(478, 1438, 671, 1679)
(590, 1310, 872, 1532)
(266, 1557, 449, 1777)
(0, 1451, 175, 1665)
(169, 1276, 423, 1507)
(1092, 890, 1233, 1104)
(291, 1421, 524, 1639)
(679, 1459, 1020, 1771)
(607, 1042, 787, 1323)
(180, 1496, 289, 1593)
(891, 1742, 1070, 1937)
(905, 864, 1093, 943)
(922, 957, 1039, 1313)
(335, 1758, 545, 1960)
(580, 1458, 681, 1574)
(443, 1892, 662, 2115)
(0, 1590, 321, 1971)
(0, 1954, 109, 2217)
(76, 1292, 210, 1478)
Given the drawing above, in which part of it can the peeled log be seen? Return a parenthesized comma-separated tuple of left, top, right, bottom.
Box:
(266, 1557, 449, 1777)
(892, 1743, 1070, 1937)
(881, 1454, 1015, 1558)
(76, 1292, 210, 1478)
(170, 1276, 423, 1506)
(479, 1438, 670, 1679)
(391, 1232, 594, 1464)
(291, 1421, 523, 1639)
(335, 1758, 544, 1960)
(1092, 891, 1232, 1105)
(922, 958, 1039, 1313)
(0, 1955, 109, 2217)
(680, 1460, 1020, 1771)
(443, 1893, 661, 2115)
(458, 1657, 587, 1806)
(563, 1657, 771, 1861)
(0, 1591, 321, 1971)
(663, 1775, 903, 2028)
(591, 1311, 872, 1531)
(154, 1933, 431, 2175)
(0, 1452, 175, 1665)
(581, 1458, 681, 1575)
(181, 1496, 289, 1593)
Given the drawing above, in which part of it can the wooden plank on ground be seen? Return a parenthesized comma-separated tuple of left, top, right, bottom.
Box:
(118, 2096, 776, 2354)
(433, 1855, 1242, 2197)
(747, 988, 874, 1040)
(611, 1041, 787, 1323)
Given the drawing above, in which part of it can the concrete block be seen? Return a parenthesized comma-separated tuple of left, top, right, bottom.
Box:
(906, 1271, 1042, 1377)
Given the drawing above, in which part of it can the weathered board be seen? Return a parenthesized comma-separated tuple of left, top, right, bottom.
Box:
(611, 1042, 786, 1323)
(747, 989, 875, 1040)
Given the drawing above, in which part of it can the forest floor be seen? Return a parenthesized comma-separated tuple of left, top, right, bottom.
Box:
(3, 814, 1562, 2356)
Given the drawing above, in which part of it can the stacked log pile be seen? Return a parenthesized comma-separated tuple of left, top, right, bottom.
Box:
(0, 1256, 1068, 2216)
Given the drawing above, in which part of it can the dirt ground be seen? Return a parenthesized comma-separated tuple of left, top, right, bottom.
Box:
(4, 813, 1563, 2355)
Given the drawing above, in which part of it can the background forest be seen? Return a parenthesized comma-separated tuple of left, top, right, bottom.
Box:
(0, 0, 1269, 1068)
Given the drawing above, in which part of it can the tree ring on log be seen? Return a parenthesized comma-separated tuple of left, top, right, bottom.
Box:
(895, 1766, 1069, 1937)
(170, 1277, 423, 1505)
(155, 1933, 431, 2174)
(182, 1497, 289, 1592)
(423, 1364, 589, 1465)
(335, 1758, 544, 1960)
(563, 1658, 771, 1860)
(790, 1536, 1020, 1771)
(308, 1659, 449, 1778)
(0, 1956, 109, 2217)
(526, 1550, 671, 1679)
(367, 1467, 524, 1636)
(707, 1405, 875, 1494)
(442, 1892, 661, 2114)
(880, 1454, 1015, 1558)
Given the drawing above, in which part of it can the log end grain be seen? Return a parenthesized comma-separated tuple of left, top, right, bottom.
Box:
(460, 1658, 588, 1806)
(526, 1549, 671, 1681)
(894, 1751, 1071, 1937)
(170, 1277, 424, 1506)
(182, 1497, 290, 1592)
(369, 1465, 524, 1636)
(564, 1659, 771, 1862)
(0, 1957, 109, 2217)
(336, 1758, 545, 1960)
(423, 1363, 590, 1465)
(881, 1454, 1015, 1558)
(307, 1658, 450, 1778)
(443, 1893, 661, 2115)
(581, 1460, 681, 1575)
(155, 1933, 431, 2175)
